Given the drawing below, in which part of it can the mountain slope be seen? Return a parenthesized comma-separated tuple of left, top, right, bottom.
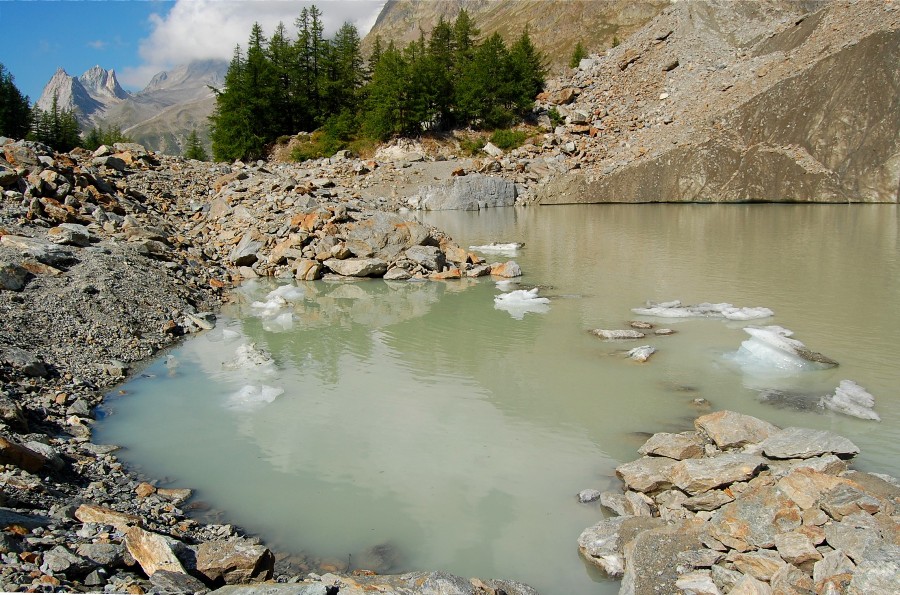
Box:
(362, 0, 669, 71)
(533, 0, 899, 203)
(35, 67, 125, 119)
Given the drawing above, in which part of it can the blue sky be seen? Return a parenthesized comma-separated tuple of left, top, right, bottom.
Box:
(0, 0, 384, 102)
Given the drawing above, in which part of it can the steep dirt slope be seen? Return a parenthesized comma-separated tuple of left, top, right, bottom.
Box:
(363, 0, 669, 71)
(535, 0, 900, 203)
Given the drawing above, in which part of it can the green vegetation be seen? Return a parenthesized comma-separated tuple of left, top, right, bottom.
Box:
(209, 5, 547, 162)
(83, 124, 132, 151)
(28, 93, 81, 152)
(458, 135, 485, 156)
(548, 107, 563, 128)
(0, 63, 31, 139)
(489, 129, 528, 151)
(569, 40, 588, 69)
(183, 128, 208, 161)
(612, 36, 621, 48)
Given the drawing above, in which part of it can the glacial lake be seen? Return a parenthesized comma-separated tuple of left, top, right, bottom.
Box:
(96, 204, 900, 595)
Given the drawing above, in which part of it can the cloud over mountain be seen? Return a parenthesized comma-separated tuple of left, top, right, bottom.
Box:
(119, 0, 383, 89)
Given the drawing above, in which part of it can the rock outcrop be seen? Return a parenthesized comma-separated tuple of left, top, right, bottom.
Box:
(581, 410, 900, 594)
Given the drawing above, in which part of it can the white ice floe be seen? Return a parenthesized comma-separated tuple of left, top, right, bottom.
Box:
(627, 345, 656, 362)
(729, 325, 838, 374)
(820, 380, 880, 421)
(223, 343, 276, 373)
(470, 242, 524, 255)
(226, 384, 284, 411)
(632, 300, 774, 320)
(494, 287, 550, 319)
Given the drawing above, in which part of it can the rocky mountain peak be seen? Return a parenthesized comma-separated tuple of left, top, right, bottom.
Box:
(36, 68, 101, 118)
(78, 65, 130, 101)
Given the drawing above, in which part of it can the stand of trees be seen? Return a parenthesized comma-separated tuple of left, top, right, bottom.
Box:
(0, 63, 31, 139)
(210, 6, 546, 162)
(29, 94, 81, 153)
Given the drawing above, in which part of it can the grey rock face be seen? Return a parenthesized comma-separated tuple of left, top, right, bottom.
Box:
(404, 245, 446, 271)
(417, 174, 516, 210)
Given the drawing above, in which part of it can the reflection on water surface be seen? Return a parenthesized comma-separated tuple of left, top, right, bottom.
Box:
(98, 204, 900, 595)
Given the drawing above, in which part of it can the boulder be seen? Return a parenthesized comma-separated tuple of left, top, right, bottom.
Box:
(324, 257, 388, 278)
(417, 174, 516, 211)
(731, 549, 786, 581)
(668, 453, 767, 495)
(405, 245, 445, 271)
(229, 233, 263, 266)
(675, 570, 720, 595)
(1, 234, 77, 268)
(383, 266, 412, 281)
(40, 545, 95, 578)
(150, 569, 209, 593)
(490, 260, 522, 278)
(727, 574, 773, 595)
(577, 489, 602, 503)
(709, 483, 797, 550)
(1, 346, 47, 377)
(578, 515, 665, 577)
(0, 260, 28, 291)
(774, 531, 822, 565)
(195, 538, 275, 584)
(847, 542, 899, 594)
(591, 329, 645, 339)
(74, 504, 142, 532)
(124, 526, 186, 577)
(0, 436, 49, 472)
(615, 456, 677, 493)
(759, 427, 859, 459)
(694, 411, 780, 449)
(294, 259, 323, 281)
(638, 432, 705, 460)
(76, 543, 127, 568)
(48, 223, 92, 246)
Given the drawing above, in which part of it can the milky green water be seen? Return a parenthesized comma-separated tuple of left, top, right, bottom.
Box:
(96, 204, 900, 595)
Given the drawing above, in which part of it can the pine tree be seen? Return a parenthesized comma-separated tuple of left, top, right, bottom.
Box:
(184, 128, 208, 161)
(82, 124, 131, 150)
(363, 41, 411, 139)
(0, 63, 31, 139)
(29, 93, 81, 152)
(323, 22, 364, 116)
(509, 26, 547, 115)
(569, 40, 588, 69)
(268, 21, 297, 135)
(210, 44, 259, 161)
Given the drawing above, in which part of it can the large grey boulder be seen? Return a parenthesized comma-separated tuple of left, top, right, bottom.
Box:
(229, 233, 263, 266)
(195, 537, 274, 584)
(759, 427, 859, 459)
(578, 515, 665, 577)
(1, 234, 77, 268)
(324, 257, 388, 278)
(416, 174, 516, 210)
(404, 245, 445, 271)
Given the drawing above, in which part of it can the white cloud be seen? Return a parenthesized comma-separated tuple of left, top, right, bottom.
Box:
(122, 0, 383, 89)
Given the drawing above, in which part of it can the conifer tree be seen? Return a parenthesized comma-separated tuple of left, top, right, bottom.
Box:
(0, 63, 31, 139)
(29, 93, 81, 152)
(184, 128, 208, 161)
(210, 44, 259, 161)
(268, 22, 297, 135)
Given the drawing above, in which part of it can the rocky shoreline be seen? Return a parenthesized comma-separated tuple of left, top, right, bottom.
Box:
(578, 410, 899, 594)
(1, 138, 539, 594)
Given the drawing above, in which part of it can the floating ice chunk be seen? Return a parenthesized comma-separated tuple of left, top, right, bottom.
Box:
(469, 242, 524, 254)
(262, 312, 294, 333)
(591, 329, 645, 340)
(627, 345, 656, 362)
(223, 343, 275, 373)
(820, 380, 880, 421)
(730, 325, 838, 374)
(632, 300, 774, 320)
(226, 384, 284, 411)
(494, 287, 550, 319)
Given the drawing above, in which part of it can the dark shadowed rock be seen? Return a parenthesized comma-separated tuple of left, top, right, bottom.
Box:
(150, 569, 209, 594)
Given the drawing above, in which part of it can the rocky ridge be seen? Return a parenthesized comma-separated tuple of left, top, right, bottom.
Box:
(580, 410, 899, 594)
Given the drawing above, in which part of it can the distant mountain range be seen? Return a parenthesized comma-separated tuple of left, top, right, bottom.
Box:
(37, 60, 226, 155)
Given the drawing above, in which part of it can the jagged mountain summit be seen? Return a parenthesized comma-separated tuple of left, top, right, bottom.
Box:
(36, 60, 227, 155)
(36, 66, 129, 119)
